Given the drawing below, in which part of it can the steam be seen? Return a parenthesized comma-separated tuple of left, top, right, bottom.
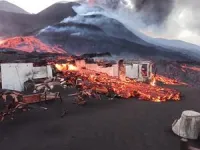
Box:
(89, 0, 200, 47)
(38, 0, 200, 59)
(39, 23, 106, 40)
(69, 0, 200, 59)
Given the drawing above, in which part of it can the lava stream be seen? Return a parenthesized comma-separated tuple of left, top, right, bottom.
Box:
(55, 64, 181, 102)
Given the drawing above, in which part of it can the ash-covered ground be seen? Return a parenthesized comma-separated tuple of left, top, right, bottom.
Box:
(0, 86, 200, 150)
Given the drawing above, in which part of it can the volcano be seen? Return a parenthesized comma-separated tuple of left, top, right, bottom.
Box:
(37, 13, 196, 62)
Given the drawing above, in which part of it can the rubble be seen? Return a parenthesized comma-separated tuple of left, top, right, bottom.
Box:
(0, 70, 65, 121)
(0, 55, 186, 121)
(54, 62, 181, 102)
(0, 90, 26, 121)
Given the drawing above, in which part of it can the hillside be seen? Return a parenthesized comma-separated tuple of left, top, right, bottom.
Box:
(37, 13, 194, 61)
(0, 0, 28, 14)
(0, 2, 79, 37)
(37, 2, 79, 22)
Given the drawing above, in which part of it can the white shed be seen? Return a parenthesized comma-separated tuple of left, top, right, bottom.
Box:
(1, 63, 53, 91)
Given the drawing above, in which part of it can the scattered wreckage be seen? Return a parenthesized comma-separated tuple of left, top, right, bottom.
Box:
(0, 63, 66, 121)
(0, 53, 182, 121)
(0, 78, 64, 121)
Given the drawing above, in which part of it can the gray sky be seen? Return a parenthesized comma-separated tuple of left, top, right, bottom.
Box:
(6, 0, 79, 13)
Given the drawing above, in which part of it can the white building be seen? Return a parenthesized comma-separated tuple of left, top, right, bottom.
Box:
(76, 59, 153, 81)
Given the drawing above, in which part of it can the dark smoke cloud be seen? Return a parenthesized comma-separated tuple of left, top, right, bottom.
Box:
(134, 0, 174, 24)
(93, 0, 175, 25)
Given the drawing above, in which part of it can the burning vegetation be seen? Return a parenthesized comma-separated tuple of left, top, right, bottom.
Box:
(0, 36, 66, 54)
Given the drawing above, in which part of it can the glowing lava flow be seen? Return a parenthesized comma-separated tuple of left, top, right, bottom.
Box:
(181, 65, 200, 72)
(0, 39, 4, 45)
(150, 77, 156, 86)
(55, 64, 181, 102)
(154, 74, 187, 86)
(0, 36, 66, 54)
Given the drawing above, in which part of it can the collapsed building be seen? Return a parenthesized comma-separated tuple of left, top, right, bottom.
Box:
(75, 59, 153, 82)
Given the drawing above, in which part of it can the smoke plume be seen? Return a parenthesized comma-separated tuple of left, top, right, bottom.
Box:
(83, 0, 200, 46)
(90, 0, 174, 24)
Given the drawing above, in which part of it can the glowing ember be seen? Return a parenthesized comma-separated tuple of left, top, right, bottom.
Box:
(0, 36, 66, 54)
(55, 64, 78, 72)
(55, 64, 68, 72)
(55, 64, 181, 102)
(0, 39, 4, 45)
(68, 64, 78, 71)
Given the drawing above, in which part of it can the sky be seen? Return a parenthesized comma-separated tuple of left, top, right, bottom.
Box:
(6, 0, 78, 13)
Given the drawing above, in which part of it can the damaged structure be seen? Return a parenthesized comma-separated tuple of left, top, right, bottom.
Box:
(0, 54, 181, 121)
(75, 59, 153, 81)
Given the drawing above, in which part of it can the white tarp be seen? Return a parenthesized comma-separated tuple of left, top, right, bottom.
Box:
(1, 63, 53, 91)
(172, 110, 200, 139)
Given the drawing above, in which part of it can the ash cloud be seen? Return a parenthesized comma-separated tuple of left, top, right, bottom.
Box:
(133, 0, 174, 24)
(93, 0, 175, 25)
(175, 0, 200, 34)
(90, 0, 200, 36)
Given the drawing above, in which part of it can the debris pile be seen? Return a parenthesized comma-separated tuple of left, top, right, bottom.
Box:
(0, 77, 64, 121)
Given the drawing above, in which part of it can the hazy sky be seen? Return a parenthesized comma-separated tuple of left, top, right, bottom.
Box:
(6, 0, 78, 13)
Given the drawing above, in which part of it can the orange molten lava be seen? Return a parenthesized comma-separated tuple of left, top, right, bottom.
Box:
(55, 64, 180, 102)
(154, 74, 187, 85)
(181, 65, 200, 72)
(55, 64, 68, 72)
(150, 77, 156, 86)
(0, 36, 66, 54)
